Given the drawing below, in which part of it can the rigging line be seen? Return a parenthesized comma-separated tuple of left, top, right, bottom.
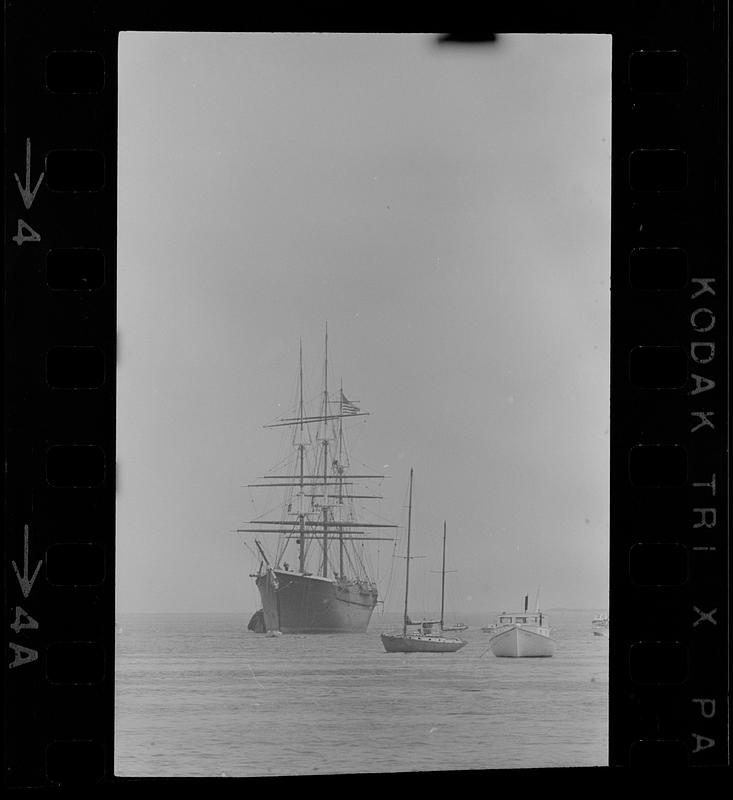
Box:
(247, 503, 283, 523)
(359, 542, 370, 582)
(248, 496, 301, 521)
(381, 479, 409, 611)
(258, 450, 295, 475)
(350, 539, 367, 581)
(381, 537, 400, 613)
(364, 541, 379, 585)
(343, 542, 359, 579)
(353, 544, 367, 583)
(356, 505, 397, 526)
(275, 539, 285, 566)
(241, 539, 262, 563)
(247, 484, 301, 500)
(351, 449, 385, 477)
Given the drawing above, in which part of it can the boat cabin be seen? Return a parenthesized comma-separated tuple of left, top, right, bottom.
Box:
(409, 619, 442, 635)
(496, 612, 544, 626)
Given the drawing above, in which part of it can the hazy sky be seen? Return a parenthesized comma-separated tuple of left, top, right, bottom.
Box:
(117, 32, 611, 616)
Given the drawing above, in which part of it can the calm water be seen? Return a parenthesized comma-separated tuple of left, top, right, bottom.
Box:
(115, 611, 608, 776)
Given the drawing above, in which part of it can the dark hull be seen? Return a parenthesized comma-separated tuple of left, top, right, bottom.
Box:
(381, 632, 467, 653)
(255, 569, 378, 633)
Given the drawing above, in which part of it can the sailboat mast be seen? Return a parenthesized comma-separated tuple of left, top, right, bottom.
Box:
(338, 378, 344, 578)
(440, 521, 447, 628)
(403, 468, 413, 637)
(321, 323, 329, 578)
(298, 340, 306, 573)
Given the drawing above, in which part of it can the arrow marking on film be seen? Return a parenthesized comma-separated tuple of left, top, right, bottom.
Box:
(13, 138, 45, 210)
(12, 525, 43, 598)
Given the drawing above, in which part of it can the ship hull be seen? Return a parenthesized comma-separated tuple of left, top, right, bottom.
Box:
(256, 569, 377, 633)
(381, 633, 467, 653)
(489, 625, 555, 658)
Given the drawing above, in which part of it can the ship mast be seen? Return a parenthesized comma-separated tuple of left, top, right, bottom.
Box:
(440, 521, 446, 629)
(240, 335, 398, 580)
(321, 323, 329, 578)
(338, 379, 345, 578)
(298, 339, 306, 573)
(403, 468, 414, 637)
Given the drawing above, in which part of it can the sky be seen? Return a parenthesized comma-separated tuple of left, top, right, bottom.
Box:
(117, 32, 611, 616)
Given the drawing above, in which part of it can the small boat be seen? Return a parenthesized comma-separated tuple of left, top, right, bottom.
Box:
(247, 609, 266, 633)
(486, 595, 555, 658)
(592, 613, 609, 637)
(442, 622, 469, 632)
(381, 470, 467, 654)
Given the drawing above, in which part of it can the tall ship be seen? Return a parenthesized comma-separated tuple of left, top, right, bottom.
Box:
(240, 331, 397, 633)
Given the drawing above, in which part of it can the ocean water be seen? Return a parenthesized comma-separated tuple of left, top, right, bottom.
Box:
(115, 611, 608, 776)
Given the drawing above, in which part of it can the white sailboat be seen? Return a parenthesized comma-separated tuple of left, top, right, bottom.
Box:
(381, 470, 467, 654)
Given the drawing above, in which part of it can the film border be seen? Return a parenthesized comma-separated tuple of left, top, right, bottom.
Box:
(3, 1, 729, 786)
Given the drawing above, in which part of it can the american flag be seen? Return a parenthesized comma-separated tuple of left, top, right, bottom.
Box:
(340, 390, 360, 414)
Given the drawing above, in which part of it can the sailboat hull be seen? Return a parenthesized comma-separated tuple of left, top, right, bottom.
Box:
(256, 569, 378, 633)
(489, 625, 555, 658)
(380, 633, 467, 653)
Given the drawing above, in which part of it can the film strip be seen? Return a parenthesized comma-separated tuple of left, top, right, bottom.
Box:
(4, 2, 729, 785)
(611, 22, 728, 767)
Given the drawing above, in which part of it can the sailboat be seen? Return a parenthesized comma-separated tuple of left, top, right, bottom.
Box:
(436, 521, 469, 633)
(239, 330, 397, 633)
(485, 593, 555, 658)
(380, 470, 467, 653)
